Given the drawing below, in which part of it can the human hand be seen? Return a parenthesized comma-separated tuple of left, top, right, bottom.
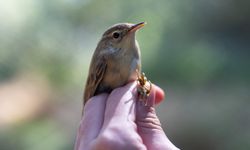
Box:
(74, 82, 179, 150)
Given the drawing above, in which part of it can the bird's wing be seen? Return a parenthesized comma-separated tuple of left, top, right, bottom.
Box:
(83, 56, 107, 105)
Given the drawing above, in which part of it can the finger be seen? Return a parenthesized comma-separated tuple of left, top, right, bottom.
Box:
(75, 94, 108, 150)
(138, 84, 165, 107)
(136, 84, 165, 125)
(102, 82, 137, 127)
(99, 82, 146, 149)
(136, 86, 179, 150)
(154, 85, 165, 105)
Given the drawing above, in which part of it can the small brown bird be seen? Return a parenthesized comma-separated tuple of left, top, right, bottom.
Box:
(83, 22, 145, 105)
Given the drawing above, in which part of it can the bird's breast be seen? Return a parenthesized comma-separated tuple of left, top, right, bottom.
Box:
(102, 54, 140, 89)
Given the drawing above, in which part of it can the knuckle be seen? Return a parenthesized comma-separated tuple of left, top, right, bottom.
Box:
(98, 133, 118, 148)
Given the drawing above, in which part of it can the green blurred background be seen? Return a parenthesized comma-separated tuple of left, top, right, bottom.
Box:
(0, 0, 249, 150)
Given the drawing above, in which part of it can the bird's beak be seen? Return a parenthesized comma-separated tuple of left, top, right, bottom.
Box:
(129, 22, 146, 33)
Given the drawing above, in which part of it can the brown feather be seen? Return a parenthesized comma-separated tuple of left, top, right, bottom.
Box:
(83, 56, 107, 105)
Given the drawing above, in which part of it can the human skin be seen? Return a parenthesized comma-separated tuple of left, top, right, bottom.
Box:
(75, 82, 179, 150)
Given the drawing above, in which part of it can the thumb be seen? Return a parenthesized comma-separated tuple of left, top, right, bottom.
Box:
(136, 84, 164, 134)
(136, 85, 179, 150)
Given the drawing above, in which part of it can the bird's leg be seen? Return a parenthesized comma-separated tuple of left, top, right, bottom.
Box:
(136, 71, 152, 106)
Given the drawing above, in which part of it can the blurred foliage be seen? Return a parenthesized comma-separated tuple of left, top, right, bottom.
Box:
(0, 0, 249, 150)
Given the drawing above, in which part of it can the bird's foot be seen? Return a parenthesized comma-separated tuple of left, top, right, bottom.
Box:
(136, 71, 152, 106)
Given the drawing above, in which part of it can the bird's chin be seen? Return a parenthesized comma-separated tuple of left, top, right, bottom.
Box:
(123, 33, 136, 48)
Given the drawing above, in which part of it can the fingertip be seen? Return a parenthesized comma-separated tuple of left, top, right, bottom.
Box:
(153, 85, 165, 105)
(108, 81, 136, 100)
(79, 93, 109, 145)
(136, 84, 164, 108)
(103, 81, 137, 121)
(84, 93, 109, 110)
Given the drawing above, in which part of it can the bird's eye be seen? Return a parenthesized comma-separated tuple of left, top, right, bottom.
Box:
(112, 32, 120, 39)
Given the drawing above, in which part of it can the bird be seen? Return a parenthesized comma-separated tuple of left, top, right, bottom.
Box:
(83, 22, 145, 105)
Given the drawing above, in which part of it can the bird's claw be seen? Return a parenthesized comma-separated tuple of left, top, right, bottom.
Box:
(136, 71, 152, 106)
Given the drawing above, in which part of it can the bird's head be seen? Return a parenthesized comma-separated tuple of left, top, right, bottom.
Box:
(97, 22, 145, 54)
